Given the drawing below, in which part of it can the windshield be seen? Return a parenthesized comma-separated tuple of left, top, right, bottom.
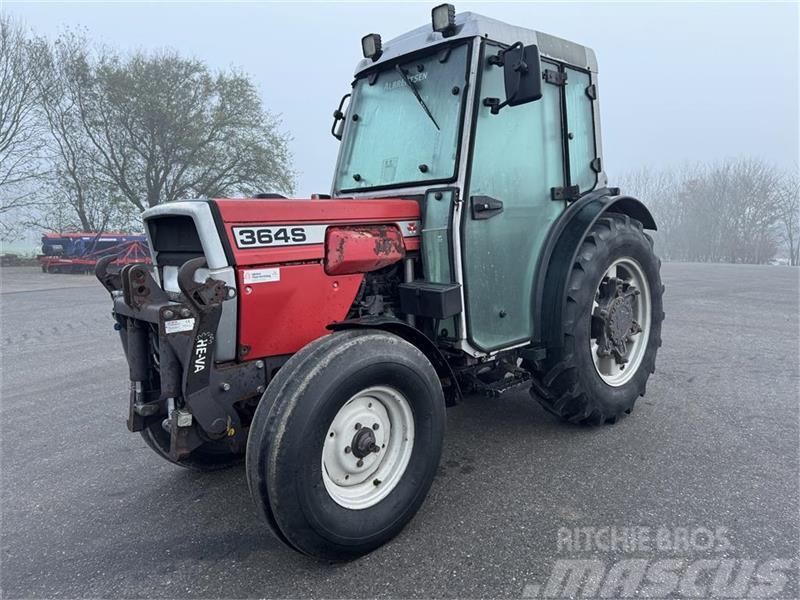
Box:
(334, 42, 470, 193)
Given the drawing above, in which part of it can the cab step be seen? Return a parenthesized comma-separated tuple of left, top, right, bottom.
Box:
(460, 366, 532, 398)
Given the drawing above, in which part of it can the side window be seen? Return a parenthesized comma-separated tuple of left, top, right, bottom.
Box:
(468, 57, 564, 204)
(564, 67, 597, 192)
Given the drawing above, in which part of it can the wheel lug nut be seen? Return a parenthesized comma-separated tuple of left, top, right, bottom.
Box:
(344, 446, 351, 454)
(355, 423, 361, 430)
(356, 459, 364, 467)
(372, 423, 379, 430)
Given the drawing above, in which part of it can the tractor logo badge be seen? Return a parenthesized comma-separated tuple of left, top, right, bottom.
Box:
(193, 333, 214, 374)
(384, 71, 427, 91)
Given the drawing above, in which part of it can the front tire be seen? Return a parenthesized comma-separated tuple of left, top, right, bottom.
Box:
(246, 330, 446, 560)
(530, 213, 664, 425)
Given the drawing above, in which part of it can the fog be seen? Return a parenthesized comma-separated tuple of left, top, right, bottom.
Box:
(6, 1, 797, 197)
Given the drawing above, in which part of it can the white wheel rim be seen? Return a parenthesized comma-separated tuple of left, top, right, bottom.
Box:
(590, 257, 651, 387)
(321, 386, 414, 510)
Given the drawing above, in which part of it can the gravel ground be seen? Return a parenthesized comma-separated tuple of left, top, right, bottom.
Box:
(1, 263, 798, 599)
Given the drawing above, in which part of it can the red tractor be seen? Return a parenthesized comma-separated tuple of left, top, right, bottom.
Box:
(98, 5, 663, 560)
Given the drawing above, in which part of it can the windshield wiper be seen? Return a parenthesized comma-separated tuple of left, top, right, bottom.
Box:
(395, 65, 440, 131)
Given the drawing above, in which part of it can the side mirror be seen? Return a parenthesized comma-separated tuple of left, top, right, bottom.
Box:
(503, 44, 542, 106)
(483, 42, 542, 115)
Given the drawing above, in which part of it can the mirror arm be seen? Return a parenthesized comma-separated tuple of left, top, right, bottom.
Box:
(488, 40, 523, 67)
(485, 41, 528, 115)
(330, 93, 351, 140)
(483, 96, 509, 115)
(487, 53, 504, 67)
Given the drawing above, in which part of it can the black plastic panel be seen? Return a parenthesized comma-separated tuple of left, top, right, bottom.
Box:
(398, 281, 462, 319)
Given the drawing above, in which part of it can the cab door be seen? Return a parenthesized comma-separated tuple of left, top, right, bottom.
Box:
(461, 43, 566, 352)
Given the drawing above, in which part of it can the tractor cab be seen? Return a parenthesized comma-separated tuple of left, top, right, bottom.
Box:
(331, 7, 605, 354)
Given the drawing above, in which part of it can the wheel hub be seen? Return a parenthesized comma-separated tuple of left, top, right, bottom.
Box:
(350, 426, 379, 459)
(593, 276, 643, 364)
(589, 258, 651, 387)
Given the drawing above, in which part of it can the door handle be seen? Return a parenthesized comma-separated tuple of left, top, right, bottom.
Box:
(470, 195, 504, 220)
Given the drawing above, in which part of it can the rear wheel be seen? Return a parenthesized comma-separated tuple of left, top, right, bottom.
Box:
(530, 213, 664, 425)
(246, 330, 446, 560)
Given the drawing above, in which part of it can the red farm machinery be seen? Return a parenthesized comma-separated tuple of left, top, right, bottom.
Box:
(40, 233, 151, 274)
(96, 5, 664, 560)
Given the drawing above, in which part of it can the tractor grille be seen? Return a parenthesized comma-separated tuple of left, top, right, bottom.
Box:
(146, 214, 209, 294)
(146, 215, 204, 267)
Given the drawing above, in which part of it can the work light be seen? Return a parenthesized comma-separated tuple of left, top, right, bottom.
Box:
(431, 3, 456, 37)
(361, 33, 382, 61)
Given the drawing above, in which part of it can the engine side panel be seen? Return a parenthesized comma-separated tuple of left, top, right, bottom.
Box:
(237, 262, 363, 359)
(215, 198, 422, 359)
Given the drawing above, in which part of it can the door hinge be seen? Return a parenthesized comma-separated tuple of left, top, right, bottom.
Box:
(591, 157, 602, 173)
(551, 185, 580, 201)
(436, 187, 461, 204)
(543, 69, 567, 86)
(470, 195, 504, 220)
(585, 84, 597, 100)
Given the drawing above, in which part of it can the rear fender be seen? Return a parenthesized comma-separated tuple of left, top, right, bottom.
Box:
(532, 189, 657, 350)
(329, 316, 462, 406)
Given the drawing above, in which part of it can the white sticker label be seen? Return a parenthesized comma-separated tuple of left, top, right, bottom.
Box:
(232, 221, 420, 249)
(244, 268, 280, 284)
(164, 317, 195, 334)
(232, 225, 327, 248)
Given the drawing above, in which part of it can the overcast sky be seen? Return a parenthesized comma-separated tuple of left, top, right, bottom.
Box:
(5, 1, 799, 197)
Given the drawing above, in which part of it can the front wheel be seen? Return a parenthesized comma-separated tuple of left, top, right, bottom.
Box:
(530, 213, 664, 425)
(246, 330, 446, 560)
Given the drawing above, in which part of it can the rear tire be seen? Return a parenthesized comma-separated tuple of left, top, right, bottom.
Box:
(530, 213, 664, 425)
(140, 423, 244, 471)
(246, 330, 446, 560)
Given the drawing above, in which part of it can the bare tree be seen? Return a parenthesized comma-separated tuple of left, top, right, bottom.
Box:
(618, 163, 699, 261)
(33, 31, 124, 232)
(620, 158, 785, 265)
(775, 170, 799, 266)
(0, 15, 47, 234)
(718, 158, 781, 264)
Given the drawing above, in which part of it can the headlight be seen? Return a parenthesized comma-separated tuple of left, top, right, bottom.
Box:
(361, 33, 382, 61)
(431, 4, 456, 37)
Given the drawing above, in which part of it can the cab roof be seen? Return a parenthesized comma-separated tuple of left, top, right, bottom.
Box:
(354, 11, 598, 76)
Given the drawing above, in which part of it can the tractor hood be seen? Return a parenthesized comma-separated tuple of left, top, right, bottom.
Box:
(212, 197, 421, 267)
(142, 197, 421, 269)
